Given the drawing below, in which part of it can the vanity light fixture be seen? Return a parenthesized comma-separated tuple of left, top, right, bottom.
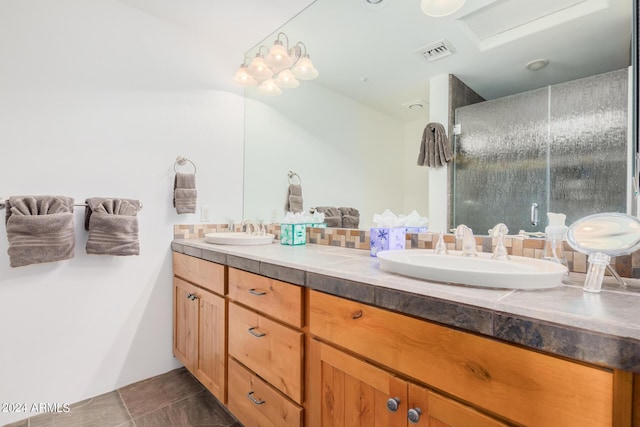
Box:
(233, 32, 318, 95)
(421, 0, 465, 17)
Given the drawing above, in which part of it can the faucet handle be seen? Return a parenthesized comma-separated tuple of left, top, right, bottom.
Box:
(491, 230, 511, 261)
(434, 231, 449, 255)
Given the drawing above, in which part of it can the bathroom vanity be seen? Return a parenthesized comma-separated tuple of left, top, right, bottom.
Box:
(172, 239, 640, 426)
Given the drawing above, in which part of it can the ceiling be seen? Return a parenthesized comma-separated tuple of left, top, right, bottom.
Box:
(249, 0, 632, 121)
(113, 0, 632, 122)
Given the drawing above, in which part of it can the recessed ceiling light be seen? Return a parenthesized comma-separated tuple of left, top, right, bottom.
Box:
(362, 0, 388, 10)
(525, 59, 550, 71)
(402, 99, 428, 110)
(421, 0, 465, 17)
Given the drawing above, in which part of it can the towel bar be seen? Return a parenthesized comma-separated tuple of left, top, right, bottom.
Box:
(1, 200, 143, 210)
(75, 202, 143, 210)
(174, 156, 197, 174)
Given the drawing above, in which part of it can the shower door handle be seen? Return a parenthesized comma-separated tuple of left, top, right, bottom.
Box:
(530, 203, 538, 226)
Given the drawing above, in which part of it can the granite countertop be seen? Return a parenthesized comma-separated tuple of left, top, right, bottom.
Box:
(172, 238, 640, 373)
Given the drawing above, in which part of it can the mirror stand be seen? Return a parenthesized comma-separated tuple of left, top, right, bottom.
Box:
(567, 213, 640, 293)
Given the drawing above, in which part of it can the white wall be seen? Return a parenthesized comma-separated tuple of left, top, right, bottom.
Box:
(244, 83, 407, 229)
(0, 0, 307, 424)
(428, 74, 450, 232)
(403, 118, 430, 219)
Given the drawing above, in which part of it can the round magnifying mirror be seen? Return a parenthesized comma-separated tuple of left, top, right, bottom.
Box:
(567, 212, 640, 256)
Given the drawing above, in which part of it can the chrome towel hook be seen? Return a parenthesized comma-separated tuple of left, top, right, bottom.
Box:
(288, 170, 301, 185)
(174, 156, 197, 174)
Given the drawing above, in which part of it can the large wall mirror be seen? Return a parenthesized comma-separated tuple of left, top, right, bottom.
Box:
(243, 0, 637, 233)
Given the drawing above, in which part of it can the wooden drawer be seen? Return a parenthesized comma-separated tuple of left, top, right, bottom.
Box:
(228, 268, 303, 328)
(173, 252, 225, 295)
(228, 302, 304, 404)
(309, 290, 615, 427)
(227, 358, 302, 427)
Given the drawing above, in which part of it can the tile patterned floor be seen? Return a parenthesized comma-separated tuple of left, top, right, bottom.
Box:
(3, 368, 241, 427)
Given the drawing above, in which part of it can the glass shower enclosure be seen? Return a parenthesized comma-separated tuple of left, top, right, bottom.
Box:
(452, 68, 629, 234)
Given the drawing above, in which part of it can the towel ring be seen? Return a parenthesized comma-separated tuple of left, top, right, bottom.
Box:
(174, 156, 197, 174)
(288, 171, 301, 185)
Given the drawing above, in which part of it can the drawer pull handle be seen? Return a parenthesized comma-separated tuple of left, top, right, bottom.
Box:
(186, 293, 198, 301)
(352, 310, 363, 320)
(248, 327, 266, 338)
(386, 397, 401, 412)
(247, 391, 265, 405)
(408, 407, 422, 424)
(249, 288, 267, 296)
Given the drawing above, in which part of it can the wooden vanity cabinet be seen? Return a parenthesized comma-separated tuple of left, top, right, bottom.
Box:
(172, 252, 227, 403)
(315, 340, 508, 427)
(308, 289, 630, 427)
(172, 251, 637, 427)
(227, 267, 305, 427)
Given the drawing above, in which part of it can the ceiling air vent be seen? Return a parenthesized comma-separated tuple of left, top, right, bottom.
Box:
(415, 39, 455, 62)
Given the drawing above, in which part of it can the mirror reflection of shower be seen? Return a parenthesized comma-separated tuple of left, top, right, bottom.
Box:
(452, 68, 629, 234)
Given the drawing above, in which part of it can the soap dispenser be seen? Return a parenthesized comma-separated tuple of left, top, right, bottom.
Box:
(543, 212, 570, 283)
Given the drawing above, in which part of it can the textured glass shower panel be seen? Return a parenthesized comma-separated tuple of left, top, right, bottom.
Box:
(549, 69, 628, 224)
(454, 88, 549, 234)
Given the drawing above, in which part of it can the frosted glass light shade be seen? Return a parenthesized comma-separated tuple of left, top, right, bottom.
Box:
(291, 55, 319, 80)
(247, 54, 273, 80)
(421, 0, 465, 17)
(257, 78, 282, 96)
(275, 69, 300, 88)
(265, 41, 293, 69)
(232, 64, 257, 87)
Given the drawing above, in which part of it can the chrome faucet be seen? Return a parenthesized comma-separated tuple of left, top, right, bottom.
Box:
(455, 224, 477, 257)
(241, 219, 258, 234)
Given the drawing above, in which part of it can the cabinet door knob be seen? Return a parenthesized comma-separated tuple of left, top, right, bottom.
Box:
(186, 293, 197, 300)
(386, 397, 401, 412)
(248, 288, 267, 296)
(247, 391, 265, 405)
(248, 327, 266, 338)
(408, 407, 422, 424)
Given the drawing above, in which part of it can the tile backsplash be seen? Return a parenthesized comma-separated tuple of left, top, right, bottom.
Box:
(174, 224, 639, 278)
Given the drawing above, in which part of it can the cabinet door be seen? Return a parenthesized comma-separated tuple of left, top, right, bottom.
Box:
(173, 277, 198, 371)
(407, 383, 508, 427)
(195, 290, 226, 403)
(317, 341, 407, 427)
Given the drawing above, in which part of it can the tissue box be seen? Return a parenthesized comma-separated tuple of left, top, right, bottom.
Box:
(306, 222, 327, 228)
(280, 223, 306, 245)
(370, 227, 406, 257)
(405, 226, 428, 234)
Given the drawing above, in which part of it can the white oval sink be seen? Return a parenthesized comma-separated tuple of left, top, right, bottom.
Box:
(204, 232, 275, 246)
(377, 250, 566, 290)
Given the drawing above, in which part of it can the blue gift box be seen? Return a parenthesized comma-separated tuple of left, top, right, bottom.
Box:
(280, 223, 306, 245)
(370, 227, 406, 257)
(405, 226, 428, 234)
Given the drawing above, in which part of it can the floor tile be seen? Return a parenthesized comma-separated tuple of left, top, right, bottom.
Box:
(29, 391, 130, 427)
(133, 390, 238, 427)
(118, 367, 204, 419)
(2, 419, 28, 427)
